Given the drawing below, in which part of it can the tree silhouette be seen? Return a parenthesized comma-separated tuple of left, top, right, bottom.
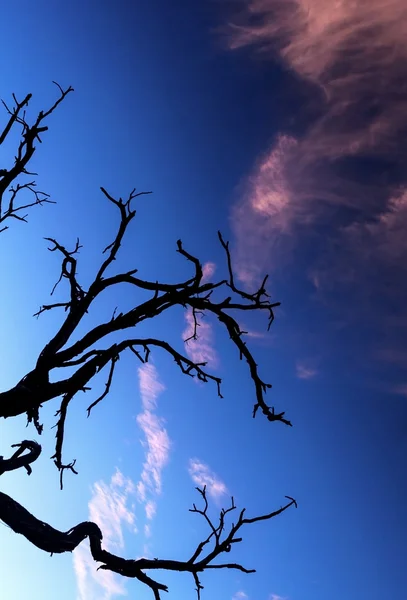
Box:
(0, 85, 296, 599)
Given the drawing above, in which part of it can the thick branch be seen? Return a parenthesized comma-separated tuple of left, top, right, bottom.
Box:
(0, 187, 290, 478)
(0, 481, 296, 600)
(0, 440, 41, 476)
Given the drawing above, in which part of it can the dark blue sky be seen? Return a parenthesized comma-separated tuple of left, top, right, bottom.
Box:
(0, 2, 406, 600)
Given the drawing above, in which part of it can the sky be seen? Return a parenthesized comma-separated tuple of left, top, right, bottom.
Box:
(0, 1, 406, 599)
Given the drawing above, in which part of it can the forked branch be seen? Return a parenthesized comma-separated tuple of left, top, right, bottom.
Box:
(0, 82, 73, 232)
(0, 186, 289, 483)
(0, 444, 296, 600)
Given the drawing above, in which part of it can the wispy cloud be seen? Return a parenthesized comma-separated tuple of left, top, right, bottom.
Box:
(269, 595, 287, 600)
(202, 261, 216, 281)
(226, 0, 407, 251)
(144, 523, 152, 539)
(136, 363, 170, 526)
(231, 134, 300, 283)
(233, 591, 249, 600)
(392, 384, 407, 398)
(188, 458, 228, 500)
(145, 499, 157, 520)
(296, 360, 318, 380)
(225, 0, 407, 365)
(138, 361, 165, 411)
(183, 309, 218, 367)
(228, 0, 407, 159)
(73, 469, 136, 600)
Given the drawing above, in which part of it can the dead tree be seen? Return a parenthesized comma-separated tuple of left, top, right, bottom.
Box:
(0, 85, 296, 600)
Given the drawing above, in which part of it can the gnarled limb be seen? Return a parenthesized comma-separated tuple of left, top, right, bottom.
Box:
(0, 186, 288, 483)
(0, 440, 41, 476)
(0, 445, 296, 600)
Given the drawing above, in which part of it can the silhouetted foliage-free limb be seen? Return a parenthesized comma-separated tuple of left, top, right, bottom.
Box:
(0, 185, 289, 486)
(0, 440, 41, 476)
(0, 85, 295, 600)
(0, 82, 73, 232)
(0, 441, 296, 599)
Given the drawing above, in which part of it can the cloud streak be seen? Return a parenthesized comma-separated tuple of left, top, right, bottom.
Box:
(136, 363, 170, 528)
(73, 469, 136, 600)
(233, 592, 249, 600)
(202, 261, 216, 282)
(227, 0, 407, 258)
(188, 458, 228, 500)
(296, 361, 318, 380)
(225, 0, 407, 370)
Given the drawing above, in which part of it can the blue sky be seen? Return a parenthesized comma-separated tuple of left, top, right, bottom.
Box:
(0, 1, 406, 599)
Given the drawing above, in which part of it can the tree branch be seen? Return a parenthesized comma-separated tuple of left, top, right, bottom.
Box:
(0, 187, 289, 476)
(0, 440, 41, 476)
(0, 465, 296, 600)
(0, 82, 73, 231)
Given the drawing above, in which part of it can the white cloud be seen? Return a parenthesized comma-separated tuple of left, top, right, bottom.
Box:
(138, 362, 166, 411)
(144, 523, 152, 539)
(269, 595, 287, 600)
(188, 458, 228, 500)
(73, 469, 136, 600)
(136, 363, 170, 526)
(137, 411, 171, 497)
(233, 592, 249, 600)
(145, 500, 157, 520)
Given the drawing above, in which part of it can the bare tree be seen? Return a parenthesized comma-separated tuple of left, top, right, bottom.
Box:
(0, 85, 296, 600)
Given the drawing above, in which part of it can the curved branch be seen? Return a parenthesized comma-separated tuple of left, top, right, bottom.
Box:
(0, 186, 290, 477)
(0, 440, 41, 476)
(189, 298, 291, 426)
(0, 486, 296, 599)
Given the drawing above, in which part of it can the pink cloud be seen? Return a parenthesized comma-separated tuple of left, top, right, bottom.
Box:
(202, 261, 216, 281)
(344, 189, 407, 264)
(231, 135, 300, 283)
(183, 309, 218, 367)
(226, 0, 407, 283)
(229, 0, 407, 143)
(392, 384, 407, 398)
(296, 361, 318, 380)
(311, 188, 407, 311)
(188, 458, 228, 500)
(73, 469, 136, 600)
(244, 328, 267, 340)
(136, 364, 170, 525)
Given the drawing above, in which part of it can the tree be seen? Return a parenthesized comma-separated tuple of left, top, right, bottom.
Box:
(0, 85, 296, 600)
